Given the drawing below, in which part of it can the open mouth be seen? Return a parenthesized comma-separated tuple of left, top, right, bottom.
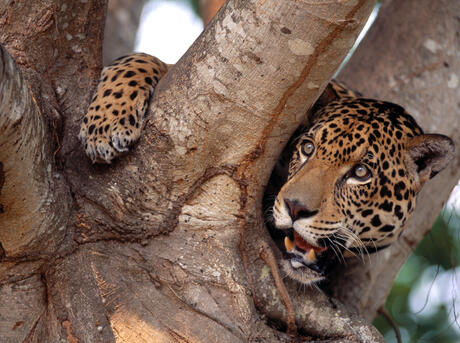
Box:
(282, 229, 331, 274)
(285, 231, 328, 260)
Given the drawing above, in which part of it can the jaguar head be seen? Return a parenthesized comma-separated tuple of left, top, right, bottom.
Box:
(271, 87, 454, 284)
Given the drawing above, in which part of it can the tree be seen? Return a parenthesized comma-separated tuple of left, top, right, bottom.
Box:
(103, 0, 146, 65)
(0, 0, 458, 342)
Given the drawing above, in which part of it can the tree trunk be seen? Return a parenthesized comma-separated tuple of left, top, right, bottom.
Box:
(103, 0, 145, 66)
(0, 0, 456, 342)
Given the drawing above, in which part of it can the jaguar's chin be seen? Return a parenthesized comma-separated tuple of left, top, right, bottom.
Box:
(281, 259, 325, 285)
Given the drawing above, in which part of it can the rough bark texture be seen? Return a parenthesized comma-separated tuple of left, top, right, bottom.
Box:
(103, 0, 145, 66)
(329, 0, 460, 322)
(0, 0, 107, 341)
(0, 0, 104, 259)
(1, 0, 456, 341)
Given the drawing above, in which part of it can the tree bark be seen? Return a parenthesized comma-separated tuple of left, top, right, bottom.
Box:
(2, 0, 454, 341)
(0, 45, 70, 259)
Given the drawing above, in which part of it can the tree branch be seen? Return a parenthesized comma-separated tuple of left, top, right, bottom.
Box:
(0, 44, 70, 258)
(0, 2, 108, 341)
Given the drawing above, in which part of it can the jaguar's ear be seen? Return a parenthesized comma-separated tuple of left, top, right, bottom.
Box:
(314, 81, 360, 108)
(406, 134, 455, 189)
(315, 83, 341, 108)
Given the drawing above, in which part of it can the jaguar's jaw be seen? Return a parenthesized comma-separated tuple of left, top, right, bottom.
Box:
(279, 228, 337, 284)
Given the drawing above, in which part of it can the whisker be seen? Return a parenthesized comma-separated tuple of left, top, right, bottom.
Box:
(325, 236, 346, 264)
(336, 226, 370, 263)
(343, 226, 370, 256)
(332, 238, 360, 262)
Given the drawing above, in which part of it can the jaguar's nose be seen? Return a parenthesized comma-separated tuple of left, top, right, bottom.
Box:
(284, 199, 318, 221)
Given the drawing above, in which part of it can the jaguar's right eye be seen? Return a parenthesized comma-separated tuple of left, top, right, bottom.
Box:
(301, 141, 315, 157)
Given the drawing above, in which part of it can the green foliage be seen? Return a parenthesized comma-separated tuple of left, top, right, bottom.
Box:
(374, 209, 460, 342)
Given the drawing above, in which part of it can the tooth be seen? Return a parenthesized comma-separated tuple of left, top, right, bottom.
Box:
(307, 249, 316, 262)
(284, 236, 294, 252)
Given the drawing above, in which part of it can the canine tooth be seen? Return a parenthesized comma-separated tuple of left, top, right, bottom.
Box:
(307, 249, 316, 262)
(284, 236, 294, 252)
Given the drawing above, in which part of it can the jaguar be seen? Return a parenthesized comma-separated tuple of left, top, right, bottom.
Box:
(264, 81, 454, 284)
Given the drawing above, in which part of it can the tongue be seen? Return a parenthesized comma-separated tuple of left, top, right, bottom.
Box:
(294, 231, 328, 253)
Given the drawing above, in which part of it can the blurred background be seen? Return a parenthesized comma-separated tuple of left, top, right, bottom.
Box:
(107, 0, 460, 341)
(373, 194, 460, 343)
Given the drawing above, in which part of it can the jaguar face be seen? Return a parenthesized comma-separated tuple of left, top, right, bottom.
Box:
(272, 96, 454, 284)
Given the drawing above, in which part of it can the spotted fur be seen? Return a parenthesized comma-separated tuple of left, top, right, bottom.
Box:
(266, 81, 454, 284)
(79, 53, 168, 163)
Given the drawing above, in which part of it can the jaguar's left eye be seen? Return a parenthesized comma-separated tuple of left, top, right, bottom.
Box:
(351, 164, 371, 181)
(301, 141, 315, 157)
